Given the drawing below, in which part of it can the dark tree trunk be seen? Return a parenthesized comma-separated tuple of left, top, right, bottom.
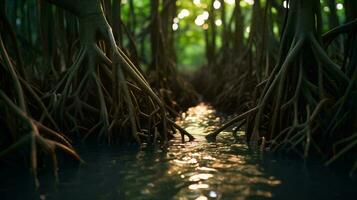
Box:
(233, 0, 244, 54)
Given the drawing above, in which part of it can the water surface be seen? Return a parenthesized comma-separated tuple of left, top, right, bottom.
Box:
(3, 103, 356, 200)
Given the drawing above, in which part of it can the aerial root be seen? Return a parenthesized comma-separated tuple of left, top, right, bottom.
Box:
(168, 119, 195, 142)
(209, 33, 350, 157)
(322, 18, 357, 46)
(249, 38, 305, 143)
(0, 90, 82, 185)
(206, 107, 259, 142)
(47, 20, 195, 144)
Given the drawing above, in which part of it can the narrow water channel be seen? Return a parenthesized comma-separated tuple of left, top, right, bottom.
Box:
(39, 103, 357, 199)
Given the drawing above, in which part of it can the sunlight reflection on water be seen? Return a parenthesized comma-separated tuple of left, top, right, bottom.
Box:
(160, 103, 280, 200)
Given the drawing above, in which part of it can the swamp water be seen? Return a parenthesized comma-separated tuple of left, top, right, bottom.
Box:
(2, 103, 357, 200)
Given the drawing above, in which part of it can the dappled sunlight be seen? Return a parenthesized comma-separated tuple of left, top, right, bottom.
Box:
(176, 103, 220, 137)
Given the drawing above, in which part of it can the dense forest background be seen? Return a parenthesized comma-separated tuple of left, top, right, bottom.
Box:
(0, 0, 356, 194)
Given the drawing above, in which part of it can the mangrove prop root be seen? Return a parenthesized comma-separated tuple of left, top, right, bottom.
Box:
(168, 119, 195, 142)
(45, 0, 188, 145)
(0, 91, 82, 189)
(208, 1, 356, 171)
(206, 107, 259, 142)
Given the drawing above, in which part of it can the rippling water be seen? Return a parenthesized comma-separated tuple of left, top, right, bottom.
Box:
(2, 103, 356, 200)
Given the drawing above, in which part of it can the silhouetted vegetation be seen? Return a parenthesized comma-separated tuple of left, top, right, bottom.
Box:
(0, 0, 356, 196)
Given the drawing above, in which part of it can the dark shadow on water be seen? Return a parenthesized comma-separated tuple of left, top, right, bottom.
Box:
(0, 166, 41, 200)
